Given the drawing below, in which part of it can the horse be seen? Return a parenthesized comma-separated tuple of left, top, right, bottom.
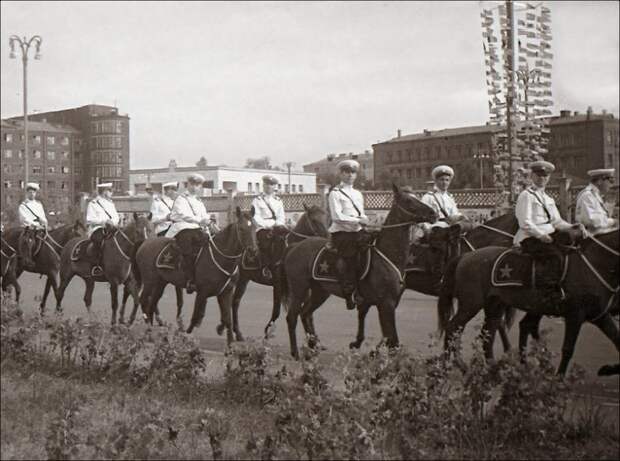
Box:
(135, 207, 257, 345)
(437, 229, 619, 374)
(229, 203, 329, 341)
(1, 230, 20, 300)
(281, 184, 437, 359)
(349, 212, 520, 350)
(57, 213, 154, 324)
(2, 221, 85, 312)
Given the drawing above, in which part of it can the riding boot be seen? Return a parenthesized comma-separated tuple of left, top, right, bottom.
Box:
(336, 257, 357, 310)
(183, 254, 197, 294)
(91, 244, 104, 277)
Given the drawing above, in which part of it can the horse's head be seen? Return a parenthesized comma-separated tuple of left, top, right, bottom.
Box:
(131, 212, 154, 245)
(18, 228, 37, 269)
(302, 203, 328, 237)
(235, 206, 258, 255)
(392, 184, 437, 224)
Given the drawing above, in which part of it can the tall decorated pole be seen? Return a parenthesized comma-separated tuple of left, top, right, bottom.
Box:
(480, 2, 553, 206)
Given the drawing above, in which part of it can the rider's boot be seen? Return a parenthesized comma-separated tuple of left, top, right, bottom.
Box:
(183, 254, 197, 294)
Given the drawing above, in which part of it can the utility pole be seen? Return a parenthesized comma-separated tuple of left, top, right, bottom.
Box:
(505, 0, 515, 204)
(284, 161, 294, 193)
(9, 35, 43, 187)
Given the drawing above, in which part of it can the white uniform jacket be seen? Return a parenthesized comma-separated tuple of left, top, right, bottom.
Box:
(575, 184, 616, 234)
(165, 192, 210, 238)
(18, 199, 48, 229)
(514, 186, 571, 245)
(150, 195, 175, 235)
(252, 193, 286, 231)
(421, 187, 461, 229)
(86, 197, 120, 237)
(328, 184, 367, 233)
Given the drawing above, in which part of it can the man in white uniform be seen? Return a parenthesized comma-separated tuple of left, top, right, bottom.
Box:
(252, 175, 286, 278)
(150, 181, 178, 237)
(328, 159, 369, 310)
(166, 173, 210, 294)
(575, 168, 617, 234)
(18, 183, 48, 267)
(514, 161, 584, 298)
(421, 165, 465, 229)
(85, 182, 121, 275)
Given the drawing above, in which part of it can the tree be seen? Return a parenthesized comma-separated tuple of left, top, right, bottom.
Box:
(196, 156, 208, 168)
(245, 156, 271, 170)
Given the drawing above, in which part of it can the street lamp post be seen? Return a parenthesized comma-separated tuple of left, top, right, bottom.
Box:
(284, 161, 294, 193)
(473, 152, 490, 189)
(9, 35, 43, 187)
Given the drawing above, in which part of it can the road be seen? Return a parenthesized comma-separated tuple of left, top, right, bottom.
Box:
(17, 271, 620, 401)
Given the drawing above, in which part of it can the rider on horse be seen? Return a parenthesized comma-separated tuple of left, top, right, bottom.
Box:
(251, 175, 287, 279)
(420, 165, 466, 230)
(327, 159, 369, 311)
(18, 182, 48, 268)
(151, 181, 178, 237)
(165, 173, 210, 295)
(514, 160, 585, 302)
(86, 182, 121, 277)
(575, 168, 618, 235)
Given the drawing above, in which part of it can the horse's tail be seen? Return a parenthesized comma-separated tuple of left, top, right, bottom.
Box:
(504, 306, 517, 331)
(437, 256, 460, 337)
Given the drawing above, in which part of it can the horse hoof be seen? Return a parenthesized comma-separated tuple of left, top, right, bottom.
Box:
(598, 364, 620, 376)
(216, 324, 225, 336)
(186, 326, 194, 334)
(264, 323, 276, 339)
(235, 333, 245, 342)
(349, 341, 361, 350)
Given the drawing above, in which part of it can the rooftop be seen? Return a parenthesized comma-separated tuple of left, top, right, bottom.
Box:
(1, 118, 80, 134)
(375, 124, 503, 145)
(130, 164, 315, 176)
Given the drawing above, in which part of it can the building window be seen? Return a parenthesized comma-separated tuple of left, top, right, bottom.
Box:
(299, 185, 304, 193)
(18, 149, 24, 159)
(4, 181, 12, 189)
(48, 166, 56, 173)
(61, 182, 67, 190)
(407, 169, 412, 179)
(33, 150, 41, 159)
(47, 151, 55, 160)
(47, 181, 56, 189)
(607, 130, 613, 144)
(292, 184, 296, 193)
(255, 182, 260, 192)
(32, 166, 42, 174)
(47, 136, 55, 145)
(4, 133, 13, 143)
(5, 149, 12, 158)
(61, 166, 70, 174)
(32, 135, 41, 144)
(74, 166, 81, 175)
(61, 136, 69, 146)
(62, 151, 69, 159)
(3, 164, 11, 173)
(248, 182, 252, 192)
(387, 152, 393, 163)
(608, 154, 613, 166)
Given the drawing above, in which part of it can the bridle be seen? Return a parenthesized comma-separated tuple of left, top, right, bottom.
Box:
(379, 196, 435, 230)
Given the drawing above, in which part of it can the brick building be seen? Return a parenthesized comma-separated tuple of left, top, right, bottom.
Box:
(547, 109, 619, 183)
(303, 151, 374, 185)
(7, 104, 131, 195)
(1, 119, 81, 218)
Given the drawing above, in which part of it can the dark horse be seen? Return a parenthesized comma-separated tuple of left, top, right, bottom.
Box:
(350, 212, 520, 350)
(2, 222, 85, 311)
(230, 204, 329, 341)
(437, 229, 619, 374)
(57, 213, 154, 324)
(135, 207, 257, 345)
(1, 229, 20, 300)
(282, 185, 437, 359)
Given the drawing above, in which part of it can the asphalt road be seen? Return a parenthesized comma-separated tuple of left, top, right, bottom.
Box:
(16, 271, 620, 400)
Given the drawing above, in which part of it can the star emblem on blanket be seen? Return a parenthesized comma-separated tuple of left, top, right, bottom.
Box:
(499, 263, 513, 279)
(162, 252, 173, 263)
(319, 261, 330, 273)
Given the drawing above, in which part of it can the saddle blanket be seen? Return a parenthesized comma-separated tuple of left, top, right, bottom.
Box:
(491, 249, 534, 287)
(311, 246, 371, 283)
(156, 241, 181, 270)
(241, 248, 261, 271)
(70, 239, 91, 262)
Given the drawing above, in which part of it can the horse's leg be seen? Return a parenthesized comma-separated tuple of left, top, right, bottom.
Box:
(175, 286, 184, 330)
(230, 276, 250, 341)
(590, 313, 620, 376)
(217, 288, 235, 347)
(481, 301, 504, 360)
(147, 282, 166, 327)
(109, 283, 119, 325)
(557, 310, 585, 375)
(187, 288, 208, 334)
(301, 288, 329, 350)
(56, 263, 75, 311)
(376, 300, 399, 349)
(40, 278, 52, 316)
(444, 301, 480, 356)
(83, 278, 95, 314)
(125, 277, 142, 326)
(350, 303, 372, 349)
(139, 282, 154, 325)
(518, 312, 543, 360)
(286, 291, 306, 360)
(121, 284, 132, 322)
(498, 323, 511, 353)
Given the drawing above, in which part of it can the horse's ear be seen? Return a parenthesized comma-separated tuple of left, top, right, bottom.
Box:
(250, 205, 256, 218)
(303, 203, 309, 212)
(147, 212, 153, 221)
(391, 183, 400, 196)
(235, 206, 242, 219)
(133, 212, 139, 221)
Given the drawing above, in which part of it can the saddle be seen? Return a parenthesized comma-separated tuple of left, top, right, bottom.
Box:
(155, 240, 206, 271)
(71, 239, 97, 262)
(312, 244, 372, 282)
(491, 246, 568, 289)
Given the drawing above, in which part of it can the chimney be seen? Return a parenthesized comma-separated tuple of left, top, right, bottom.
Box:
(573, 111, 579, 116)
(602, 109, 607, 115)
(560, 110, 571, 118)
(423, 129, 431, 136)
(587, 106, 593, 119)
(397, 129, 401, 138)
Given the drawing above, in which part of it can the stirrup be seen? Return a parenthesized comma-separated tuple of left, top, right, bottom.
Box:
(262, 267, 273, 279)
(91, 266, 104, 277)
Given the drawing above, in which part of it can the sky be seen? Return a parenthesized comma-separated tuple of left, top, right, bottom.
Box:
(1, 1, 618, 171)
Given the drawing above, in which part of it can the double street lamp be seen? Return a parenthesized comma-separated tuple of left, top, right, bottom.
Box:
(473, 151, 491, 189)
(9, 35, 43, 186)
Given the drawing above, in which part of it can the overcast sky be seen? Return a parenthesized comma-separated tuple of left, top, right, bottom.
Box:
(1, 1, 618, 170)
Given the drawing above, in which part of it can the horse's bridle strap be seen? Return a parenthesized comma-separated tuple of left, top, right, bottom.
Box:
(479, 224, 515, 240)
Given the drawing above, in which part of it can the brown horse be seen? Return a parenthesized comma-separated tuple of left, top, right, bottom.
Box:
(350, 212, 519, 350)
(281, 185, 437, 359)
(437, 229, 619, 374)
(57, 213, 153, 324)
(230, 204, 329, 341)
(2, 222, 85, 312)
(135, 207, 257, 345)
